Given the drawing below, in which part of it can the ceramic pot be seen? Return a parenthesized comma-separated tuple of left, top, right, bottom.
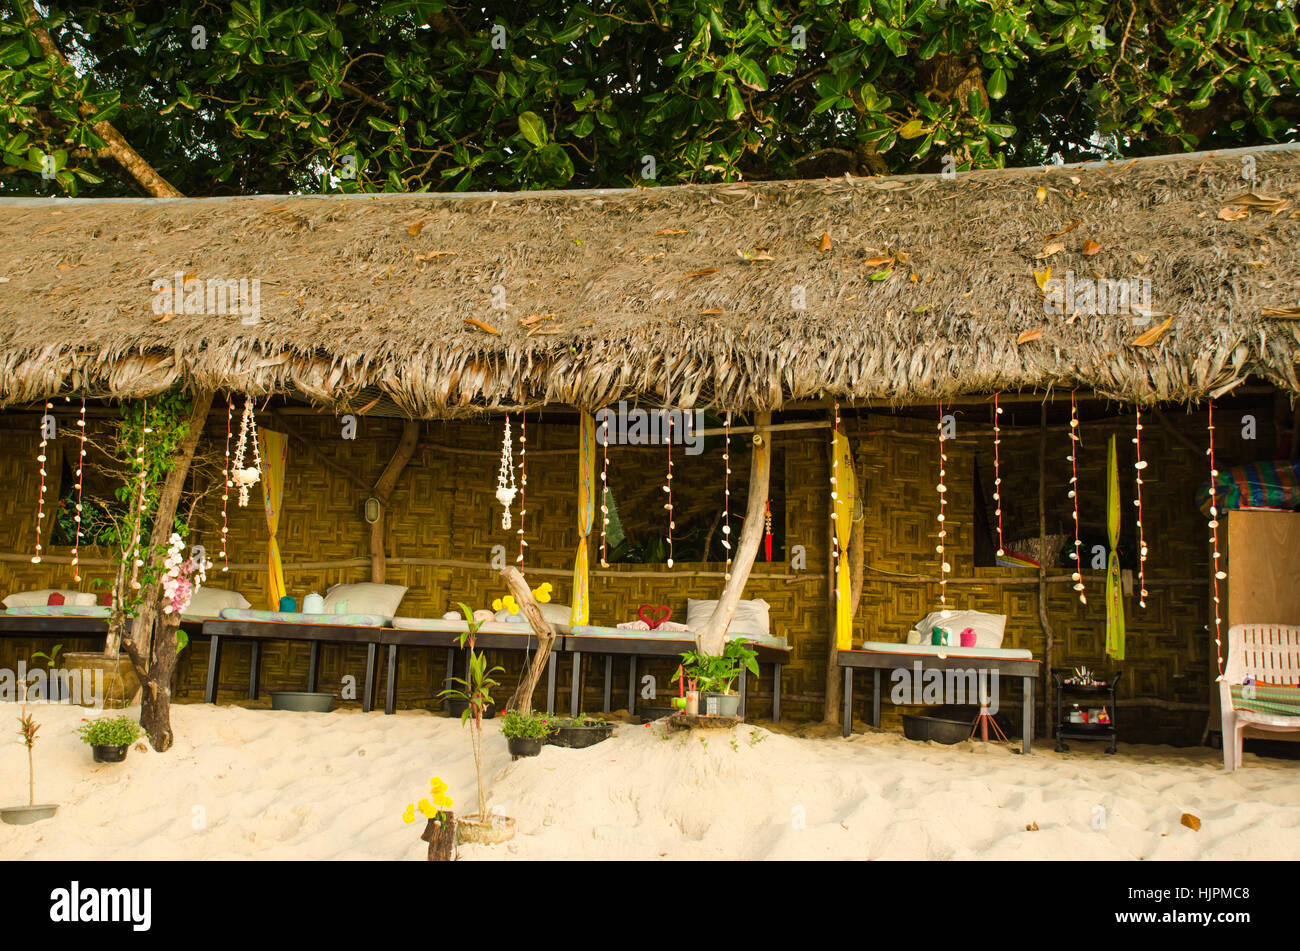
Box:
(506, 736, 544, 758)
(302, 592, 325, 614)
(62, 653, 140, 709)
(456, 813, 516, 845)
(703, 693, 741, 717)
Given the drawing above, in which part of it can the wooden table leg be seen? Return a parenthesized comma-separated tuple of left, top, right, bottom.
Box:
(1022, 676, 1033, 754)
(205, 634, 222, 703)
(773, 662, 782, 721)
(570, 651, 582, 718)
(872, 669, 881, 728)
(603, 655, 613, 713)
(739, 668, 747, 718)
(307, 641, 320, 693)
(842, 666, 852, 737)
(362, 643, 376, 713)
(546, 651, 557, 714)
(248, 641, 261, 700)
(385, 645, 398, 715)
(443, 648, 455, 712)
(628, 656, 637, 715)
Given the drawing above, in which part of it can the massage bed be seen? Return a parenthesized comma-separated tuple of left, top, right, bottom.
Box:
(201, 609, 391, 710)
(566, 625, 790, 720)
(380, 616, 565, 716)
(838, 640, 1041, 753)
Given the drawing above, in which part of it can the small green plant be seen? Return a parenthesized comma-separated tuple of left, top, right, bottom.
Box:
(673, 639, 760, 696)
(31, 644, 63, 668)
(500, 708, 555, 739)
(76, 715, 143, 747)
(556, 712, 607, 728)
(438, 602, 503, 820)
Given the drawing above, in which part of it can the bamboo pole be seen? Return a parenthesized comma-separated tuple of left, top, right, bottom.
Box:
(1037, 401, 1055, 736)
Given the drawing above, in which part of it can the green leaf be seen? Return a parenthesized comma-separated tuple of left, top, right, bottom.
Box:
(517, 110, 548, 147)
(987, 67, 1007, 100)
(898, 118, 927, 139)
(367, 117, 398, 133)
(734, 57, 768, 91)
(726, 83, 745, 120)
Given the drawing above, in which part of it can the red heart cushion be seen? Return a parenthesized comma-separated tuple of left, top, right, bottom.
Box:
(637, 604, 671, 630)
(47, 592, 65, 606)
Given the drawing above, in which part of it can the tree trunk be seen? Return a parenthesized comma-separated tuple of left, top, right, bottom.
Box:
(696, 413, 772, 656)
(118, 389, 214, 752)
(369, 419, 420, 583)
(501, 566, 557, 714)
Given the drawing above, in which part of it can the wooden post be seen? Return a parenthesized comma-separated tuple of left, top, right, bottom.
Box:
(696, 413, 772, 656)
(501, 566, 557, 714)
(1037, 400, 1055, 736)
(370, 419, 420, 583)
(421, 814, 456, 861)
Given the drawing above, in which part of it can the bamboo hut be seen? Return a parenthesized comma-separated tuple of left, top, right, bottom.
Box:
(0, 143, 1296, 746)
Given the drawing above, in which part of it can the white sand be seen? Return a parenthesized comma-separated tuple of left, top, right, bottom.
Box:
(2, 701, 1298, 860)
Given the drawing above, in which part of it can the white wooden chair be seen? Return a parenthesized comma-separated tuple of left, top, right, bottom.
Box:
(1221, 623, 1300, 770)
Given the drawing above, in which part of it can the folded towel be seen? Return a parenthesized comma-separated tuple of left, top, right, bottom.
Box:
(615, 619, 692, 632)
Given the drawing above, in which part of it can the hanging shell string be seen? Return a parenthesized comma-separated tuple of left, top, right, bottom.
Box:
(831, 402, 843, 613)
(496, 416, 516, 529)
(1068, 389, 1086, 605)
(993, 392, 1005, 558)
(32, 400, 52, 564)
(599, 411, 610, 568)
(1132, 404, 1149, 608)
(936, 400, 949, 607)
(231, 396, 261, 507)
(722, 412, 732, 581)
(130, 399, 151, 589)
(1208, 402, 1226, 677)
(516, 412, 527, 565)
(664, 411, 675, 569)
(220, 395, 232, 571)
(71, 398, 86, 582)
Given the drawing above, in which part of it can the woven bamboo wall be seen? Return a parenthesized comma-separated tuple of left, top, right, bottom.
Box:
(0, 400, 1278, 744)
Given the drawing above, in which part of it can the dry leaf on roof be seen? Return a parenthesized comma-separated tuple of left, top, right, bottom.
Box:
(1045, 220, 1081, 242)
(1130, 315, 1173, 346)
(1217, 206, 1251, 221)
(736, 249, 774, 263)
(1033, 268, 1052, 292)
(1036, 241, 1065, 260)
(700, 307, 723, 315)
(407, 221, 425, 236)
(464, 318, 501, 335)
(1261, 305, 1300, 319)
(679, 268, 718, 280)
(1081, 239, 1101, 255)
(1036, 187, 1047, 203)
(817, 232, 832, 252)
(1017, 328, 1043, 345)
(863, 255, 895, 267)
(413, 250, 457, 262)
(654, 228, 688, 236)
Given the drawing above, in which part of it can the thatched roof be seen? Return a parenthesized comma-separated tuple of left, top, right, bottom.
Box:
(1, 144, 1297, 415)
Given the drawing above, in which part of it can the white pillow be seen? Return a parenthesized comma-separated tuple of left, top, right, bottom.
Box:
(3, 588, 98, 608)
(324, 582, 407, 617)
(915, 609, 1006, 648)
(493, 603, 570, 629)
(186, 587, 251, 618)
(686, 598, 771, 638)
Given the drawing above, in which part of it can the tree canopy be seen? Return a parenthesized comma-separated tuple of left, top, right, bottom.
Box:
(1, 0, 1296, 197)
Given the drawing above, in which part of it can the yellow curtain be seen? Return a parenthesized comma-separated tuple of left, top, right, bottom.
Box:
(571, 412, 596, 625)
(1105, 432, 1126, 660)
(260, 429, 288, 610)
(832, 429, 857, 650)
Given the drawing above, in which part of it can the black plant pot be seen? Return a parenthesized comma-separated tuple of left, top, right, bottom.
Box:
(91, 744, 129, 763)
(446, 699, 496, 719)
(547, 724, 614, 749)
(506, 736, 544, 759)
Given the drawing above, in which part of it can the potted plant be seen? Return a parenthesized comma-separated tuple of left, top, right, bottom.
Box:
(402, 775, 456, 861)
(674, 639, 759, 718)
(438, 603, 515, 845)
(500, 708, 554, 758)
(2, 684, 58, 825)
(547, 712, 614, 749)
(76, 714, 143, 763)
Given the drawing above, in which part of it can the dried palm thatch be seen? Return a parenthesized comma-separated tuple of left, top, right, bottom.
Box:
(0, 144, 1297, 416)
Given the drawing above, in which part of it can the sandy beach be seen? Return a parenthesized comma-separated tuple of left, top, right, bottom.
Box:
(2, 702, 1297, 860)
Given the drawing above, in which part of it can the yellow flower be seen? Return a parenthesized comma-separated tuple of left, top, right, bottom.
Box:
(429, 776, 447, 795)
(532, 583, 552, 603)
(491, 598, 503, 612)
(417, 798, 439, 819)
(502, 595, 518, 614)
(401, 803, 416, 824)
(432, 791, 454, 810)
